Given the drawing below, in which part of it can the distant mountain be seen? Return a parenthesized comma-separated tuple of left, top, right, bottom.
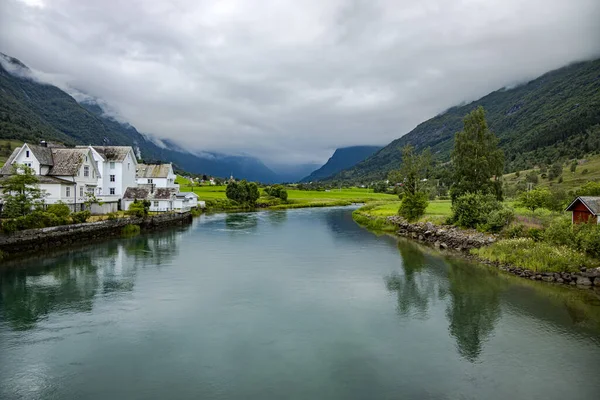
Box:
(0, 52, 280, 182)
(301, 146, 382, 182)
(324, 58, 600, 183)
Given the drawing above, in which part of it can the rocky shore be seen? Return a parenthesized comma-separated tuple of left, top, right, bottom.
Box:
(385, 215, 600, 290)
(0, 212, 192, 261)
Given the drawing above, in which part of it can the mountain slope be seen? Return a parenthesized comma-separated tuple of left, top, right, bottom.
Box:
(326, 58, 600, 182)
(0, 53, 280, 182)
(301, 146, 381, 182)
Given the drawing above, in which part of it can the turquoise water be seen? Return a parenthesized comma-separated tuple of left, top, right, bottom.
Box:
(1, 207, 599, 399)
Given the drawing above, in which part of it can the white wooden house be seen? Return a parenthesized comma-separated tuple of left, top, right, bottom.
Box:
(136, 163, 178, 188)
(0, 142, 100, 211)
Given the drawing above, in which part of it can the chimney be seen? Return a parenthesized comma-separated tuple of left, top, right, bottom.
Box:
(40, 140, 47, 147)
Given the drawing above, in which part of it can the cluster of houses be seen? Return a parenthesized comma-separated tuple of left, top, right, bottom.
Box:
(0, 141, 202, 214)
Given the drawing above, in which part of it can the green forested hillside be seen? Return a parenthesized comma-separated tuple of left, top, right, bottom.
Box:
(327, 58, 600, 182)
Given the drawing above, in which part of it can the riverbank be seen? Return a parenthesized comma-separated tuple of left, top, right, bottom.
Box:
(353, 205, 600, 290)
(0, 212, 192, 262)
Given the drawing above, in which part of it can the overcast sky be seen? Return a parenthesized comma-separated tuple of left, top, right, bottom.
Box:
(1, 0, 600, 166)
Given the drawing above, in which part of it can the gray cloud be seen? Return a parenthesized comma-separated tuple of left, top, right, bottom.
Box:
(1, 0, 600, 166)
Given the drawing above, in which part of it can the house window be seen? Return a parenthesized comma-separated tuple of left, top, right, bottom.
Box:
(80, 186, 84, 197)
(110, 175, 116, 182)
(110, 162, 115, 169)
(85, 155, 88, 162)
(128, 162, 130, 170)
(84, 166, 90, 177)
(148, 179, 153, 184)
(110, 188, 115, 195)
(66, 187, 71, 197)
(26, 150, 30, 158)
(153, 201, 159, 207)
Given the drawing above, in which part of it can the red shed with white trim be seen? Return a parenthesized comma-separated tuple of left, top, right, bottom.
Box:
(565, 196, 600, 224)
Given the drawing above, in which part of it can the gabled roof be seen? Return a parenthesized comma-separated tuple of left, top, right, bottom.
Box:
(27, 144, 54, 166)
(176, 192, 198, 198)
(77, 146, 134, 162)
(123, 186, 178, 200)
(48, 148, 89, 176)
(136, 163, 173, 178)
(0, 144, 54, 175)
(0, 175, 74, 186)
(565, 196, 600, 215)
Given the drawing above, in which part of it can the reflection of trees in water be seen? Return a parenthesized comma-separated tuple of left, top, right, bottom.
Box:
(266, 210, 287, 225)
(0, 253, 100, 331)
(0, 229, 182, 331)
(225, 213, 258, 231)
(385, 241, 436, 319)
(445, 259, 505, 362)
(386, 240, 505, 362)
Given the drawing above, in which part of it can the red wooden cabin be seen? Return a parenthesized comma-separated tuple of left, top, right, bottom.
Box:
(565, 196, 600, 224)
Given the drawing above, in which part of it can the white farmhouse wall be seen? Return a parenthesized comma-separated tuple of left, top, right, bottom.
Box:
(13, 145, 41, 174)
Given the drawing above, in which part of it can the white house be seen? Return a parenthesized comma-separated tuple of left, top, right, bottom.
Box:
(122, 186, 180, 212)
(136, 163, 178, 188)
(0, 142, 101, 211)
(175, 192, 199, 210)
(77, 146, 137, 199)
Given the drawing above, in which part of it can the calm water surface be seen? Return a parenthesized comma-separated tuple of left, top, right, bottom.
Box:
(1, 207, 600, 399)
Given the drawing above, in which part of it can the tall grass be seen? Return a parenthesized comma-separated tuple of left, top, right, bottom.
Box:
(472, 238, 597, 273)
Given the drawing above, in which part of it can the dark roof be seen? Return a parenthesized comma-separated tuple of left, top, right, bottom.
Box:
(137, 163, 172, 178)
(565, 196, 600, 215)
(123, 186, 178, 200)
(28, 144, 54, 166)
(77, 146, 133, 162)
(48, 148, 88, 176)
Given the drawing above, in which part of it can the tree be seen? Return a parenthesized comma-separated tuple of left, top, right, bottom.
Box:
(518, 187, 551, 212)
(388, 145, 431, 196)
(570, 162, 577, 173)
(390, 145, 431, 221)
(2, 164, 46, 217)
(226, 180, 260, 207)
(264, 185, 288, 201)
(450, 107, 504, 201)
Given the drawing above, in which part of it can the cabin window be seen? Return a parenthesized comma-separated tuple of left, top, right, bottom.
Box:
(66, 187, 71, 197)
(110, 162, 115, 169)
(25, 150, 30, 158)
(148, 179, 153, 184)
(110, 188, 115, 195)
(84, 166, 90, 177)
(85, 155, 88, 162)
(153, 201, 159, 207)
(110, 175, 116, 182)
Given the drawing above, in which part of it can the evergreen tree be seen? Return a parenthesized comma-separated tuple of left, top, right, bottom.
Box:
(450, 107, 504, 201)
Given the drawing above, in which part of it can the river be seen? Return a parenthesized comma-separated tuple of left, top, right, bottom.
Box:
(1, 207, 599, 399)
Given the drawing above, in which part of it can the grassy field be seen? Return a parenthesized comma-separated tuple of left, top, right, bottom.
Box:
(178, 182, 399, 209)
(503, 154, 600, 192)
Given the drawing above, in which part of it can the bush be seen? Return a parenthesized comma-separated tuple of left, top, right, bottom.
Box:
(518, 187, 551, 212)
(582, 169, 589, 175)
(576, 181, 600, 196)
(2, 210, 68, 233)
(107, 212, 119, 220)
(264, 185, 288, 201)
(543, 216, 575, 247)
(71, 210, 91, 224)
(2, 219, 18, 234)
(121, 224, 141, 236)
(398, 192, 428, 222)
(47, 202, 71, 218)
(479, 207, 514, 233)
(127, 200, 150, 218)
(451, 193, 497, 228)
(574, 222, 600, 258)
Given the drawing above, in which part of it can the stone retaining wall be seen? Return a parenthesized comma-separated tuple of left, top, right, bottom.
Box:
(386, 216, 496, 251)
(0, 212, 192, 258)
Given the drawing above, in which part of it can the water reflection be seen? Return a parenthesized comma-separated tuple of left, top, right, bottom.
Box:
(225, 213, 259, 231)
(445, 259, 504, 362)
(0, 229, 182, 331)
